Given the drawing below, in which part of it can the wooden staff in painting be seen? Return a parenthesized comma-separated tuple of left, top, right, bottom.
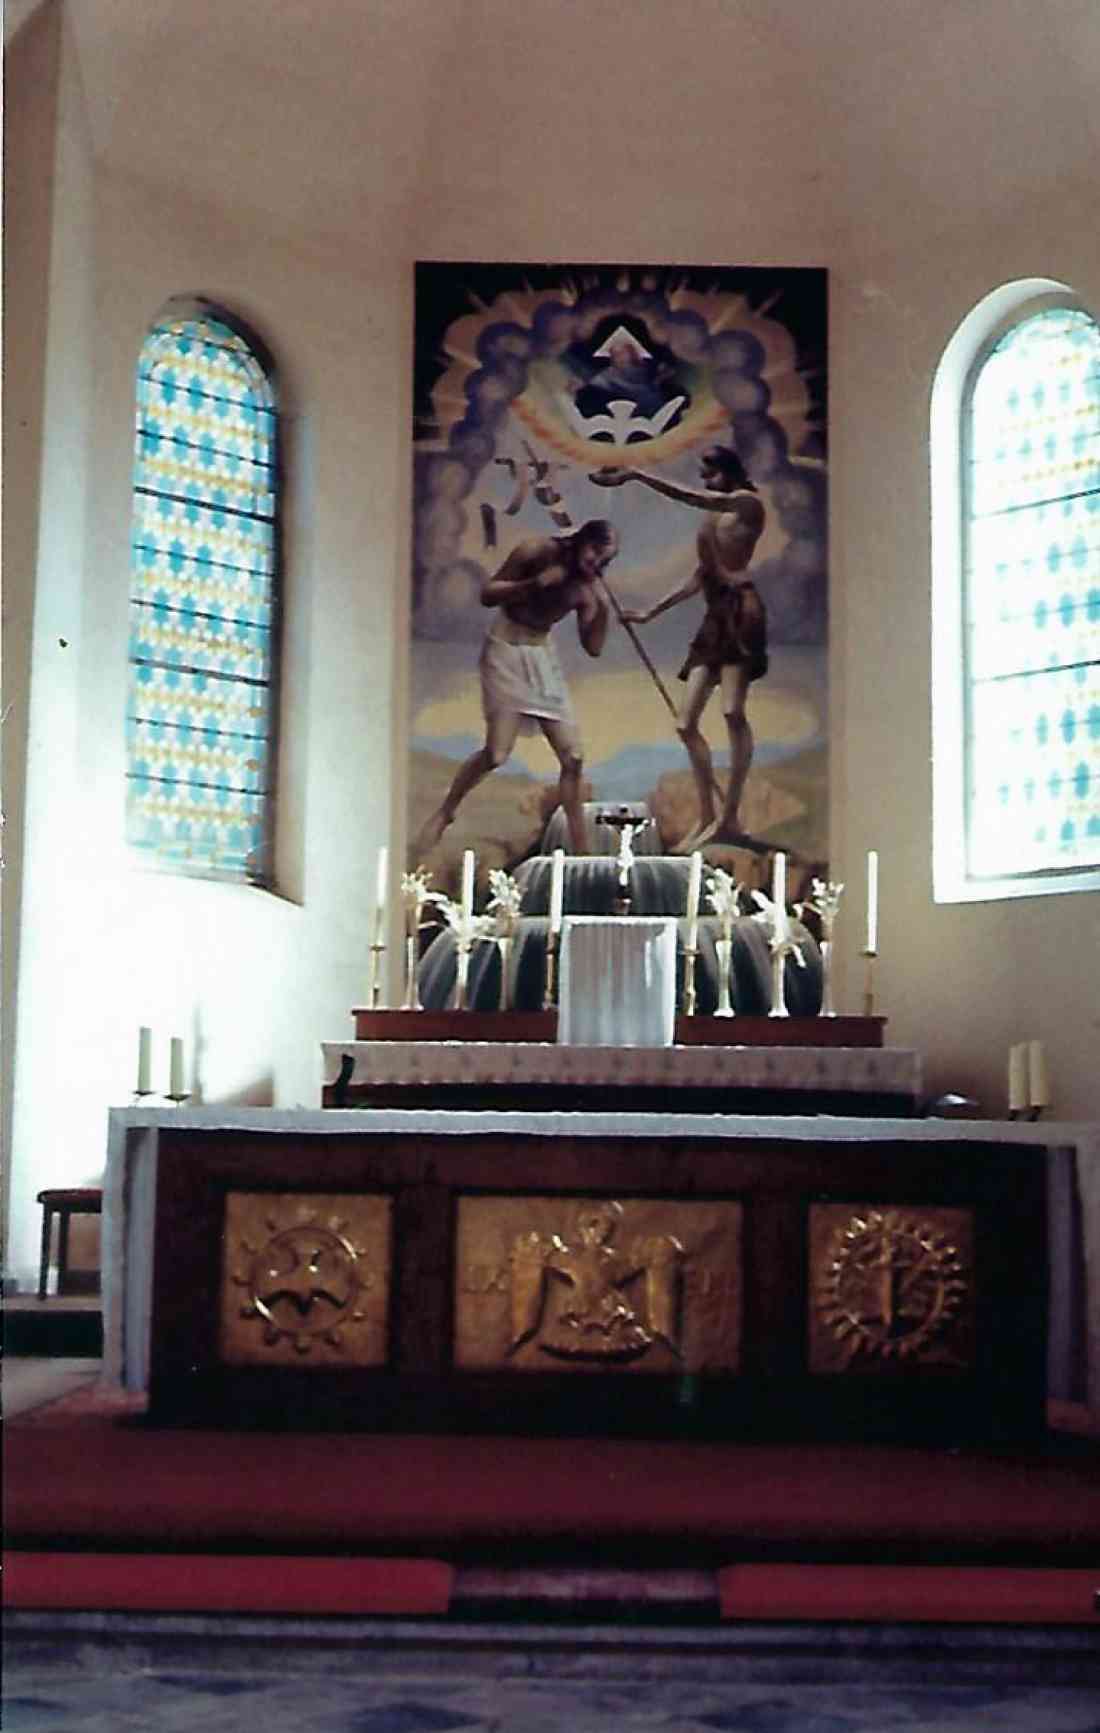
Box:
(593, 444, 767, 851)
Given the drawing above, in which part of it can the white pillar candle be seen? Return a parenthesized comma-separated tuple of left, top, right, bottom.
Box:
(1028, 1040, 1051, 1108)
(549, 847, 565, 937)
(460, 849, 476, 922)
(772, 850, 788, 942)
(1007, 1042, 1027, 1113)
(169, 1036, 185, 1098)
(685, 851, 702, 951)
(375, 845, 389, 919)
(865, 849, 879, 954)
(137, 1026, 152, 1094)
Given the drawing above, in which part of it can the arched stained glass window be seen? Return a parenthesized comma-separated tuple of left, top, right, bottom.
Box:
(933, 286, 1100, 901)
(126, 302, 280, 883)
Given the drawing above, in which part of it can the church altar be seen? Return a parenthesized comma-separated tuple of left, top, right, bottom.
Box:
(102, 1106, 1099, 1442)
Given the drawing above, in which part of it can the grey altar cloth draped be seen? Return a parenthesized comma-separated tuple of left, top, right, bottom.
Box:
(417, 913, 822, 1016)
(416, 848, 823, 1015)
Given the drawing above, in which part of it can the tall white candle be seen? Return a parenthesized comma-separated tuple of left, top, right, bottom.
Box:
(1008, 1042, 1027, 1113)
(685, 851, 702, 951)
(549, 847, 565, 937)
(375, 845, 389, 919)
(1028, 1040, 1051, 1108)
(865, 849, 879, 954)
(169, 1036, 185, 1099)
(772, 850, 788, 942)
(137, 1026, 152, 1095)
(460, 849, 475, 922)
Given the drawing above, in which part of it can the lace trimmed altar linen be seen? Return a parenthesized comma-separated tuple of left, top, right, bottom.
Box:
(320, 1041, 921, 1097)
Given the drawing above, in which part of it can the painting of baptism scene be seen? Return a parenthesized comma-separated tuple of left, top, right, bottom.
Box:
(407, 262, 830, 1016)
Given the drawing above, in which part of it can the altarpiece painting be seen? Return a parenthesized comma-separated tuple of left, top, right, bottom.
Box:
(408, 263, 828, 893)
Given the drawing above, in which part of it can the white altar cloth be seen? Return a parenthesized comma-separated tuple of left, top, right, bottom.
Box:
(558, 916, 677, 1047)
(320, 1040, 921, 1098)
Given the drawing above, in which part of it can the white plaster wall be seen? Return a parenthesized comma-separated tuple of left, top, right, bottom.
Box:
(833, 193, 1100, 1120)
(4, 0, 97, 1289)
(4, 164, 408, 1287)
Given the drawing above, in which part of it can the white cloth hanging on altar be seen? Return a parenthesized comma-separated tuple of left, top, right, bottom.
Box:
(557, 915, 677, 1047)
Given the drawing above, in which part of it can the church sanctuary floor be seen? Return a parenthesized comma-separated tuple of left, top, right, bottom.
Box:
(6, 1361, 1100, 1733)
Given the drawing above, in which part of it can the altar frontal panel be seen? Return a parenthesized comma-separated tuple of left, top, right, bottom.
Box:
(454, 1195, 742, 1374)
(219, 1192, 392, 1367)
(807, 1203, 976, 1376)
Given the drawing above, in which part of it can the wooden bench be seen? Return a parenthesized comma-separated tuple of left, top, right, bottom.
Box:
(36, 1188, 102, 1300)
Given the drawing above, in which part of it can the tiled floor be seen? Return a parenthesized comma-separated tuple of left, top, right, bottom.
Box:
(6, 1360, 1099, 1732)
(5, 1652, 1100, 1733)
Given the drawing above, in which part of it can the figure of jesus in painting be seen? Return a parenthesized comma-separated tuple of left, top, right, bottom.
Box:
(413, 521, 615, 859)
(594, 444, 766, 851)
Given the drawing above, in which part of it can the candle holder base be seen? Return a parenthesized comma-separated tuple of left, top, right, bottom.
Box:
(860, 949, 878, 1019)
(542, 936, 560, 1011)
(453, 940, 472, 1012)
(368, 941, 387, 1011)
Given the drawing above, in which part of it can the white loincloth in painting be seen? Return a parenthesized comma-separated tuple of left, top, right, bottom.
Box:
(479, 621, 575, 735)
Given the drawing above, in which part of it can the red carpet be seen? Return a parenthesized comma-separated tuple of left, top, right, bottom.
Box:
(2, 1551, 453, 1615)
(719, 1565, 1099, 1624)
(7, 1388, 1099, 1572)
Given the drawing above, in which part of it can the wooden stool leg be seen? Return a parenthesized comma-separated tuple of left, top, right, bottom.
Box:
(57, 1209, 72, 1297)
(38, 1206, 54, 1301)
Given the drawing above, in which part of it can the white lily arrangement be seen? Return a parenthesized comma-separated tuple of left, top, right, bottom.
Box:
(401, 867, 435, 935)
(429, 891, 495, 950)
(486, 868, 524, 940)
(751, 888, 806, 966)
(804, 877, 845, 932)
(705, 868, 744, 941)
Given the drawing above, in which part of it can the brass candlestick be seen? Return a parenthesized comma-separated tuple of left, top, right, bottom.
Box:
(543, 931, 560, 1010)
(454, 937, 472, 1011)
(770, 945, 790, 1018)
(369, 944, 386, 1009)
(861, 948, 877, 1018)
(496, 935, 514, 1011)
(367, 904, 387, 1009)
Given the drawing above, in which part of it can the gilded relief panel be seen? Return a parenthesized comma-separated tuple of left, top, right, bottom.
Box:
(808, 1204, 975, 1374)
(220, 1192, 392, 1367)
(455, 1195, 742, 1374)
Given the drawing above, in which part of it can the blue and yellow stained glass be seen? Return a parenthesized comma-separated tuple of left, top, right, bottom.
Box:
(966, 306, 1100, 878)
(126, 312, 277, 881)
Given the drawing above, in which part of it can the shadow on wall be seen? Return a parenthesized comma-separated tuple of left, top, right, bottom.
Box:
(214, 1073, 277, 1109)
